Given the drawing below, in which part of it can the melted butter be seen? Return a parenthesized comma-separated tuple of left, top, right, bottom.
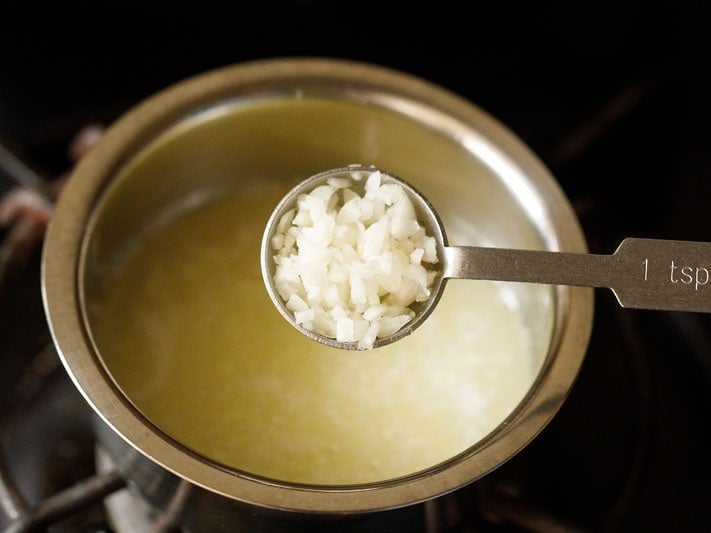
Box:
(90, 183, 537, 485)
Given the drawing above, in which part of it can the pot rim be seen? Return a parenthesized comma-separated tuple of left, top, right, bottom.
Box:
(41, 57, 593, 513)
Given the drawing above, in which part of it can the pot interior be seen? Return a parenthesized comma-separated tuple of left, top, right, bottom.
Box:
(80, 94, 556, 486)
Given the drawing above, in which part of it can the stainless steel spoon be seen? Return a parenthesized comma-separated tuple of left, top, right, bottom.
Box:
(261, 165, 711, 350)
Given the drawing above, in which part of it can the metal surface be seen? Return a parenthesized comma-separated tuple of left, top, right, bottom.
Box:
(0, 142, 49, 196)
(263, 167, 711, 352)
(42, 58, 593, 520)
(444, 238, 711, 313)
(0, 456, 28, 523)
(1, 470, 124, 533)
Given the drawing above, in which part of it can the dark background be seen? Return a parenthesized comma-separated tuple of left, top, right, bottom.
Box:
(1, 3, 708, 243)
(1, 3, 710, 532)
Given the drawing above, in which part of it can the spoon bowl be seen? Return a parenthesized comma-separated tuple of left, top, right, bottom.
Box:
(261, 165, 448, 349)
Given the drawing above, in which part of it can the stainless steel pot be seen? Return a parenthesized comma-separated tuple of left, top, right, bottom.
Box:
(42, 58, 593, 530)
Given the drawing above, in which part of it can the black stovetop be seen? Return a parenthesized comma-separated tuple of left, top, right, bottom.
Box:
(1, 5, 709, 532)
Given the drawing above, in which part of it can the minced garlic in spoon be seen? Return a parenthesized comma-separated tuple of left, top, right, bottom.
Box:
(261, 166, 445, 350)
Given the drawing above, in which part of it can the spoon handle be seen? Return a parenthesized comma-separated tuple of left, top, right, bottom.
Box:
(444, 237, 711, 313)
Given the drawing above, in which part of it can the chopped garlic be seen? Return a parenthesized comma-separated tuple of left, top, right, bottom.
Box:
(272, 170, 438, 349)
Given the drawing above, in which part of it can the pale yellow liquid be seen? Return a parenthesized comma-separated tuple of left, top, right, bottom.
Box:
(90, 182, 537, 485)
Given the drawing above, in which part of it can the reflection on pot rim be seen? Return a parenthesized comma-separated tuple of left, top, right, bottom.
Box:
(41, 58, 593, 514)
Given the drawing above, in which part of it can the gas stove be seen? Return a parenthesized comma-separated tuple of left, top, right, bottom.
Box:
(1, 6, 709, 532)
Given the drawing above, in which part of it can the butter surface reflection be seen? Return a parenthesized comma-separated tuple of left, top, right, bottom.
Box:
(89, 185, 537, 485)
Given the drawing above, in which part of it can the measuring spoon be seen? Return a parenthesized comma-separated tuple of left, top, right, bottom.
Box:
(261, 166, 711, 350)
